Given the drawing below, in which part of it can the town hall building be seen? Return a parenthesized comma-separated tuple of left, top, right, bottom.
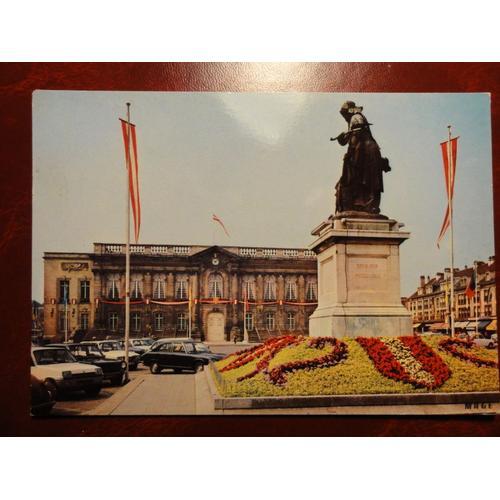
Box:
(43, 243, 318, 342)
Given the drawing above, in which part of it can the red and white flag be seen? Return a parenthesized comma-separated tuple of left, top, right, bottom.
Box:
(437, 136, 458, 248)
(120, 119, 141, 243)
(212, 213, 230, 237)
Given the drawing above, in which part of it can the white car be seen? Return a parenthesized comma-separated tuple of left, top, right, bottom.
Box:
(472, 334, 498, 349)
(81, 340, 140, 369)
(31, 346, 103, 398)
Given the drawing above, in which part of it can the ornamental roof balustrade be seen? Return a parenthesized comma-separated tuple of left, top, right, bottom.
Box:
(93, 243, 316, 260)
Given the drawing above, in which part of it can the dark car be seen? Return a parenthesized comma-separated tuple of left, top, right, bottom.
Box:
(141, 340, 225, 374)
(50, 343, 126, 386)
(80, 340, 140, 370)
(30, 374, 55, 416)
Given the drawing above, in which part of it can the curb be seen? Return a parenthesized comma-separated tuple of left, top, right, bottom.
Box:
(208, 367, 500, 410)
(85, 377, 145, 416)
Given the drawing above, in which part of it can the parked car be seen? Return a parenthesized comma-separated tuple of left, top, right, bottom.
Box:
(30, 373, 55, 416)
(31, 346, 103, 398)
(472, 334, 498, 349)
(49, 343, 126, 386)
(116, 339, 148, 356)
(141, 340, 225, 374)
(81, 340, 140, 369)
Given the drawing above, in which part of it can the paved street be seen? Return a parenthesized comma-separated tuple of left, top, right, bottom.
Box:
(50, 367, 145, 416)
(50, 342, 246, 416)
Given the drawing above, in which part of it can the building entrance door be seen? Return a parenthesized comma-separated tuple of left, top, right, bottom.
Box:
(206, 312, 225, 342)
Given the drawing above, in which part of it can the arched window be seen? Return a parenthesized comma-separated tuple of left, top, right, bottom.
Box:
(130, 273, 143, 299)
(306, 279, 317, 301)
(175, 275, 189, 299)
(153, 274, 166, 299)
(106, 274, 120, 300)
(264, 276, 276, 301)
(208, 273, 223, 298)
(285, 278, 297, 301)
(242, 276, 255, 300)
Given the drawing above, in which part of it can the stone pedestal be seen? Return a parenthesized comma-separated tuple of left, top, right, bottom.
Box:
(308, 216, 412, 338)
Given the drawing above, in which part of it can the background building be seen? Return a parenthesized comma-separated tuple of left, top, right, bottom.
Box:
(43, 243, 318, 342)
(404, 256, 496, 334)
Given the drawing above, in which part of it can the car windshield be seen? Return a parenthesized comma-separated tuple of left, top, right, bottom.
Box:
(100, 342, 120, 351)
(87, 344, 103, 355)
(34, 349, 76, 365)
(142, 339, 154, 345)
(194, 343, 210, 353)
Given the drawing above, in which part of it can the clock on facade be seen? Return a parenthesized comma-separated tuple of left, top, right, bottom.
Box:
(212, 257, 219, 266)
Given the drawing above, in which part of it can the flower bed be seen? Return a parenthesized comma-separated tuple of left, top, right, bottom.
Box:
(220, 335, 347, 385)
(356, 336, 451, 389)
(439, 337, 498, 368)
(213, 334, 499, 398)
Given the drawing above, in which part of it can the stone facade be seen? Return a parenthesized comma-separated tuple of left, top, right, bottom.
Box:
(43, 243, 317, 342)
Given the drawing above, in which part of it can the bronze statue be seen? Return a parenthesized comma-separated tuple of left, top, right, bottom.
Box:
(331, 101, 391, 216)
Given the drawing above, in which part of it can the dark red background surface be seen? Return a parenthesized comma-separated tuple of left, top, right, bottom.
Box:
(1, 62, 499, 436)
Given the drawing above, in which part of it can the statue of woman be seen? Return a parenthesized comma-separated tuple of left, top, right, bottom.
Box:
(333, 101, 391, 215)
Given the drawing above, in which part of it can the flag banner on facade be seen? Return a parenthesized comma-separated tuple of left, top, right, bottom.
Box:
(96, 297, 317, 306)
(465, 271, 476, 299)
(120, 119, 141, 243)
(437, 136, 458, 247)
(212, 213, 230, 237)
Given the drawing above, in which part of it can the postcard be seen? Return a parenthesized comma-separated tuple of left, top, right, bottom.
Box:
(31, 90, 499, 416)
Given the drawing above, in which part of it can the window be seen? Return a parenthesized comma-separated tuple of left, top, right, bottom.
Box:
(175, 277, 188, 299)
(177, 313, 187, 331)
(154, 312, 164, 331)
(131, 312, 141, 332)
(80, 311, 89, 331)
(108, 312, 119, 331)
(265, 312, 275, 330)
(131, 274, 143, 300)
(59, 280, 70, 303)
(59, 310, 68, 331)
(285, 280, 297, 301)
(153, 275, 166, 299)
(306, 280, 317, 301)
(243, 278, 255, 300)
(208, 273, 223, 298)
(287, 312, 296, 330)
(264, 278, 276, 301)
(80, 280, 90, 303)
(107, 274, 120, 300)
(245, 312, 254, 331)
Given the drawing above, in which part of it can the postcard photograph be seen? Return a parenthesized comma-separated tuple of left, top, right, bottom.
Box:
(31, 90, 499, 417)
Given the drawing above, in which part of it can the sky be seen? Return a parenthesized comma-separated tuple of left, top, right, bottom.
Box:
(32, 91, 494, 301)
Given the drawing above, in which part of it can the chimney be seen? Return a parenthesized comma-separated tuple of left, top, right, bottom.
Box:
(436, 272, 444, 280)
(420, 275, 426, 287)
(488, 255, 495, 265)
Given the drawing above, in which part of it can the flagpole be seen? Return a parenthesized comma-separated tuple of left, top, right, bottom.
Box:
(448, 125, 456, 338)
(475, 261, 479, 337)
(188, 278, 192, 339)
(243, 287, 248, 343)
(64, 297, 68, 343)
(124, 102, 131, 382)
